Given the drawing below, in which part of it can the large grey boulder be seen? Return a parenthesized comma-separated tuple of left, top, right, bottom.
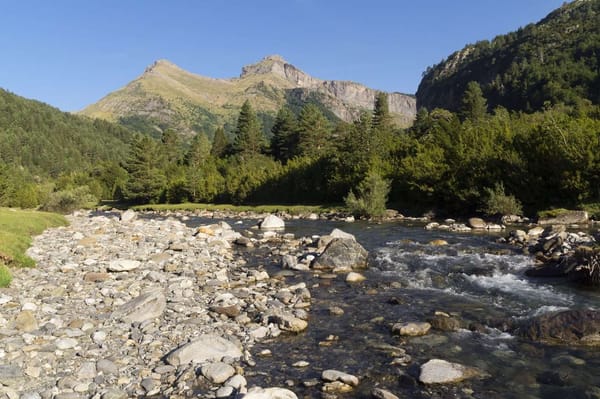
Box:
(166, 334, 242, 366)
(467, 217, 487, 229)
(112, 290, 166, 323)
(259, 215, 285, 230)
(312, 238, 368, 271)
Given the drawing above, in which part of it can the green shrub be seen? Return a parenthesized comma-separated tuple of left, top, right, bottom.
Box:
(345, 171, 391, 218)
(0, 264, 12, 288)
(481, 183, 523, 216)
(41, 186, 98, 213)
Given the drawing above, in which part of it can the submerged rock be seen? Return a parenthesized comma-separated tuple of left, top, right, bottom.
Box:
(517, 309, 600, 346)
(419, 359, 482, 384)
(242, 387, 298, 399)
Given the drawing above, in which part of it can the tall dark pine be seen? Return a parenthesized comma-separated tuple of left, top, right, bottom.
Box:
(210, 126, 229, 158)
(296, 103, 331, 157)
(160, 129, 182, 165)
(233, 100, 265, 156)
(270, 106, 298, 163)
(123, 135, 166, 204)
(371, 92, 394, 152)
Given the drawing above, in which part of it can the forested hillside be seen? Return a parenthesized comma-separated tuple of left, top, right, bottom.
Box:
(417, 0, 599, 113)
(0, 89, 133, 208)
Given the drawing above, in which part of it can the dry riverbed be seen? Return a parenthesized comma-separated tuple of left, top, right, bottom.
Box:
(0, 210, 314, 399)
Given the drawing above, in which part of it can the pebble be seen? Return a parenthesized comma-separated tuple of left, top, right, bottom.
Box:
(2, 211, 314, 398)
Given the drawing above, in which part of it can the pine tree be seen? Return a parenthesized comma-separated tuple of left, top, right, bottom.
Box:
(270, 106, 298, 162)
(211, 126, 229, 158)
(460, 81, 488, 121)
(296, 103, 331, 157)
(123, 135, 166, 204)
(160, 129, 182, 165)
(233, 100, 265, 156)
(186, 133, 211, 168)
(372, 92, 395, 153)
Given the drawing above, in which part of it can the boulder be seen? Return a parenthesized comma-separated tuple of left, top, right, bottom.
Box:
(312, 238, 368, 271)
(538, 210, 589, 226)
(259, 215, 285, 230)
(166, 334, 242, 366)
(517, 309, 600, 346)
(419, 359, 482, 384)
(428, 314, 461, 331)
(330, 228, 356, 241)
(242, 387, 298, 399)
(346, 272, 366, 283)
(527, 226, 545, 237)
(468, 218, 487, 229)
(112, 290, 166, 323)
(268, 312, 308, 333)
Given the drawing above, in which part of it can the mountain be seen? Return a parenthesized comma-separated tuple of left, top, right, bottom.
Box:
(416, 0, 600, 113)
(80, 55, 416, 139)
(0, 88, 132, 177)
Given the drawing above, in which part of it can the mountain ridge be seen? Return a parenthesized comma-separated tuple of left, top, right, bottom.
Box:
(81, 55, 416, 139)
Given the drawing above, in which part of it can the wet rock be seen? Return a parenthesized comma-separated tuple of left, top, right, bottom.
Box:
(322, 381, 354, 393)
(201, 362, 236, 384)
(330, 228, 356, 241)
(242, 387, 298, 399)
(268, 313, 308, 333)
(346, 272, 366, 283)
(259, 215, 285, 230)
(312, 238, 368, 271)
(428, 314, 461, 331)
(392, 322, 431, 336)
(517, 309, 600, 346)
(166, 334, 243, 365)
(419, 359, 482, 384)
(468, 218, 487, 229)
(428, 239, 448, 246)
(322, 369, 359, 386)
(112, 289, 166, 323)
(372, 388, 400, 399)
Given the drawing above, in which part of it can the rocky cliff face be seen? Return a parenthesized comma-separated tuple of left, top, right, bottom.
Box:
(81, 55, 416, 138)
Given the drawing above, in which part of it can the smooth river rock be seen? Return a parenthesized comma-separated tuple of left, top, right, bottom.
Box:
(312, 238, 368, 271)
(107, 259, 141, 272)
(419, 359, 481, 384)
(259, 215, 285, 230)
(242, 387, 298, 399)
(166, 334, 242, 366)
(112, 289, 166, 323)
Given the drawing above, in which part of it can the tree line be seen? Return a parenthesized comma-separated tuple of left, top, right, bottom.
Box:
(1, 84, 599, 218)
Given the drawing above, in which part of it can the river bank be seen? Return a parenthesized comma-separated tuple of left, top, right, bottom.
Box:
(2, 210, 600, 399)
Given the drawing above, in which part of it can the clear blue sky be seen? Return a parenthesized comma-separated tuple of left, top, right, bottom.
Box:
(0, 0, 566, 112)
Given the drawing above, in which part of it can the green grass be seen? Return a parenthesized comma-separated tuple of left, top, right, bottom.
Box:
(537, 208, 570, 219)
(0, 208, 68, 287)
(131, 202, 342, 215)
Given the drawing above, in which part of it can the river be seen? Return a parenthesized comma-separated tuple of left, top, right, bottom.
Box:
(179, 216, 600, 399)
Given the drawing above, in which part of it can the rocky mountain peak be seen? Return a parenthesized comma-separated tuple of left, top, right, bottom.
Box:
(240, 55, 318, 87)
(144, 59, 180, 74)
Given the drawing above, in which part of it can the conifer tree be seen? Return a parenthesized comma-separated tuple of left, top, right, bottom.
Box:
(211, 126, 229, 158)
(123, 135, 166, 204)
(372, 92, 395, 153)
(233, 100, 265, 156)
(460, 81, 488, 121)
(185, 133, 211, 168)
(270, 106, 298, 162)
(296, 103, 331, 157)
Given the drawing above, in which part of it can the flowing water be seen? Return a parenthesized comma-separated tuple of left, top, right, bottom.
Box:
(182, 217, 600, 399)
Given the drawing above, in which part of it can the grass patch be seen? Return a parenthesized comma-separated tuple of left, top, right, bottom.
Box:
(0, 208, 68, 287)
(580, 203, 600, 220)
(537, 208, 570, 219)
(131, 202, 342, 215)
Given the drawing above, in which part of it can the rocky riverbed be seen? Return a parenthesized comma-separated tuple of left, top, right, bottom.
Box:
(0, 211, 315, 399)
